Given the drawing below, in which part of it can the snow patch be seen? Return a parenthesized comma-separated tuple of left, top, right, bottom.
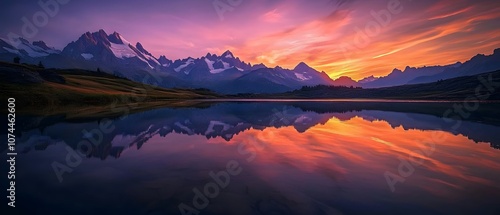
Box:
(294, 73, 312, 81)
(81, 53, 93, 60)
(16, 42, 50, 57)
(1, 38, 59, 57)
(221, 61, 230, 69)
(174, 58, 194, 73)
(204, 58, 215, 70)
(110, 35, 158, 68)
(294, 115, 311, 124)
(175, 122, 194, 135)
(108, 39, 157, 69)
(144, 55, 160, 65)
(118, 35, 132, 45)
(3, 47, 21, 55)
(205, 121, 232, 135)
(109, 42, 138, 59)
(204, 58, 233, 74)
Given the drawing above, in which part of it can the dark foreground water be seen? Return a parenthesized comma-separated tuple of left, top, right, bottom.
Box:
(2, 101, 500, 215)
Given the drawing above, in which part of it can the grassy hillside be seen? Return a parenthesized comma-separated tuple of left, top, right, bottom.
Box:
(0, 61, 220, 116)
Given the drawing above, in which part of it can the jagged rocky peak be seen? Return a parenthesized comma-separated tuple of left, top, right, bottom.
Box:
(158, 55, 172, 66)
(32, 41, 50, 50)
(294, 61, 314, 71)
(107, 31, 124, 44)
(392, 68, 403, 73)
(222, 50, 234, 58)
(136, 42, 152, 56)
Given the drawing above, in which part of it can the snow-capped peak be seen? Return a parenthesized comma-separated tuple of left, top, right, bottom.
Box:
(294, 62, 319, 74)
(63, 30, 162, 68)
(32, 41, 51, 50)
(0, 37, 60, 57)
(108, 31, 127, 44)
(222, 50, 234, 58)
(95, 31, 159, 68)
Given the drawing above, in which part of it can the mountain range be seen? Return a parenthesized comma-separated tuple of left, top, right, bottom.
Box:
(1, 29, 500, 93)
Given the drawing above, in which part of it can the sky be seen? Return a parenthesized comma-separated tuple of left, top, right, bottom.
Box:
(1, 0, 499, 80)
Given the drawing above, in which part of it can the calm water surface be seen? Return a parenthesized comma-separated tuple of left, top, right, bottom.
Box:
(2, 102, 500, 215)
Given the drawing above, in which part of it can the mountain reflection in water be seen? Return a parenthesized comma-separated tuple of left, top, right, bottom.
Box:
(4, 101, 500, 215)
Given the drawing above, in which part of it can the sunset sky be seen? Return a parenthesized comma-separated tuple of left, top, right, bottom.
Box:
(1, 0, 499, 80)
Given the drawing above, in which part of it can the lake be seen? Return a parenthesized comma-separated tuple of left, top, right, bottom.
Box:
(3, 101, 500, 215)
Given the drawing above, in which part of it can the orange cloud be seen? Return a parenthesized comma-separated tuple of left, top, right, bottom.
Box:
(228, 1, 500, 80)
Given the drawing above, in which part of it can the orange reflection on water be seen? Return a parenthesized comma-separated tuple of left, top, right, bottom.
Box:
(222, 116, 500, 194)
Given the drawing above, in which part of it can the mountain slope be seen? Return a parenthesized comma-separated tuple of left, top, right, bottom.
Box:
(0, 61, 219, 115)
(214, 62, 334, 93)
(361, 63, 462, 88)
(253, 69, 500, 100)
(408, 48, 500, 84)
